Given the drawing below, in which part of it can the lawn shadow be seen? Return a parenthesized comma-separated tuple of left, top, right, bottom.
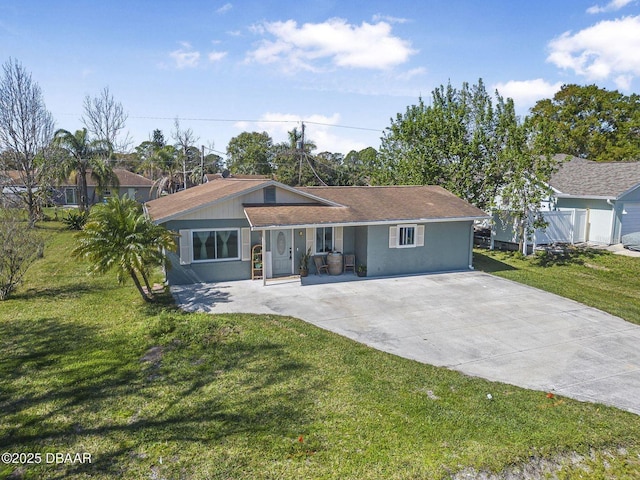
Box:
(472, 250, 517, 273)
(0, 312, 325, 478)
(532, 246, 611, 268)
(13, 283, 94, 301)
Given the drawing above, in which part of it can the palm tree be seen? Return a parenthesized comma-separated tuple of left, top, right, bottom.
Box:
(73, 195, 176, 302)
(53, 128, 113, 212)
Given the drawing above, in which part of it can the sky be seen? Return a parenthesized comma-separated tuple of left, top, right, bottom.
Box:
(2, 0, 640, 157)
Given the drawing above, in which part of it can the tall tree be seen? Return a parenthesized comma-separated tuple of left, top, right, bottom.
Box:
(0, 58, 55, 224)
(53, 128, 114, 212)
(226, 131, 273, 175)
(529, 84, 640, 162)
(374, 79, 504, 210)
(82, 86, 131, 153)
(496, 99, 558, 253)
(73, 195, 176, 302)
(172, 119, 200, 189)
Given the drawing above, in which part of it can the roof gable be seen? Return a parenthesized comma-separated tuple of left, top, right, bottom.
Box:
(550, 154, 640, 198)
(145, 178, 338, 223)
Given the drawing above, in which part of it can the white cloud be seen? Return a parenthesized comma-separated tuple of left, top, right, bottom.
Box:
(216, 3, 232, 14)
(246, 18, 416, 72)
(234, 112, 368, 153)
(587, 0, 633, 14)
(372, 14, 409, 24)
(493, 79, 563, 108)
(208, 51, 228, 62)
(395, 67, 427, 81)
(169, 42, 200, 68)
(547, 16, 640, 89)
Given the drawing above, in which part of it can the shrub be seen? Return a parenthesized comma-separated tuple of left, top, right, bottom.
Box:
(0, 208, 44, 300)
(62, 209, 88, 230)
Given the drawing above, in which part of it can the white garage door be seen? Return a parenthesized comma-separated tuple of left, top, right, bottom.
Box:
(621, 204, 640, 237)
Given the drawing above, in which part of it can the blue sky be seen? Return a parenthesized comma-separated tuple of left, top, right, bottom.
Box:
(2, 0, 640, 156)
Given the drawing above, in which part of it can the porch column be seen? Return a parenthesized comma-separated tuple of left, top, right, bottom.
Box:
(262, 229, 267, 286)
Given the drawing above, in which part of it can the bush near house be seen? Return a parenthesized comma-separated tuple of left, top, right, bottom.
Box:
(1, 224, 640, 479)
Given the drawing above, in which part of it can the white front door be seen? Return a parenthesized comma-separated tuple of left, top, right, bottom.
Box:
(271, 229, 292, 276)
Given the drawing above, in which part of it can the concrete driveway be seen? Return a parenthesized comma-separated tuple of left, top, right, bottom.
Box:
(171, 271, 640, 415)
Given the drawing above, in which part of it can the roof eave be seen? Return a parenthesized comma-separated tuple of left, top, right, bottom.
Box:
(248, 215, 489, 231)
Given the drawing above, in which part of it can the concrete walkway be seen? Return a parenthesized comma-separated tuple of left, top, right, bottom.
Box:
(171, 271, 640, 415)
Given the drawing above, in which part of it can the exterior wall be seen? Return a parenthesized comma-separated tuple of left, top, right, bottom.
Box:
(617, 186, 640, 241)
(164, 218, 255, 284)
(354, 226, 368, 271)
(365, 221, 472, 277)
(556, 198, 613, 244)
(342, 226, 355, 255)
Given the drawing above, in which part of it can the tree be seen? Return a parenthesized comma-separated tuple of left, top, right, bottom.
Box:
(53, 128, 114, 212)
(529, 84, 640, 162)
(172, 118, 200, 189)
(342, 147, 377, 185)
(0, 58, 55, 224)
(226, 131, 274, 175)
(374, 79, 505, 210)
(0, 208, 44, 300)
(496, 100, 558, 253)
(82, 86, 131, 153)
(73, 195, 176, 302)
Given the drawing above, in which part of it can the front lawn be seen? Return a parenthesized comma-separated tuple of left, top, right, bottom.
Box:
(474, 247, 640, 324)
(2, 224, 640, 479)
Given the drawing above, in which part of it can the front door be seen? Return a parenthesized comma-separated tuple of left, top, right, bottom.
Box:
(271, 229, 292, 276)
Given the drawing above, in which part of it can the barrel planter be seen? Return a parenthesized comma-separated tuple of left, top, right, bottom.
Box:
(327, 252, 343, 275)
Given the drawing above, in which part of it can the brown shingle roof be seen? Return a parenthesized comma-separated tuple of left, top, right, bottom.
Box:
(60, 168, 154, 187)
(550, 154, 640, 198)
(146, 179, 272, 223)
(244, 185, 487, 228)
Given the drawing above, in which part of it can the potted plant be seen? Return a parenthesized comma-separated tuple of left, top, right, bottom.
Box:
(357, 264, 367, 277)
(299, 247, 311, 277)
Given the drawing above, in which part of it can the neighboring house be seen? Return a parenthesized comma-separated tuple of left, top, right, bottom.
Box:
(0, 170, 28, 207)
(203, 172, 271, 182)
(492, 154, 640, 248)
(54, 168, 155, 207)
(144, 178, 488, 285)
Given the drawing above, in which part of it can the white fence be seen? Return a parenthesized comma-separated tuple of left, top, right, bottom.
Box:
(493, 209, 587, 248)
(533, 209, 587, 245)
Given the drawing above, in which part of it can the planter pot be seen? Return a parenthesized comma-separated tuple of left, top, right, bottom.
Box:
(300, 268, 309, 277)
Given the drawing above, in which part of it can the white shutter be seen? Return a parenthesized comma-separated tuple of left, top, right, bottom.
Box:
(306, 228, 314, 254)
(334, 226, 343, 252)
(389, 226, 397, 248)
(416, 225, 425, 247)
(179, 229, 192, 265)
(241, 228, 251, 261)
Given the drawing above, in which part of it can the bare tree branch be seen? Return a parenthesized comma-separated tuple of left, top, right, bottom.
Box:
(82, 86, 132, 153)
(0, 58, 55, 224)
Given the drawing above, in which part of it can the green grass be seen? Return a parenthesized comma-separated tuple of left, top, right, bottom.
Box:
(474, 247, 640, 324)
(2, 225, 640, 479)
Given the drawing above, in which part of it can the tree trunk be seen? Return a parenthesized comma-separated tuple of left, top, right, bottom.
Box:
(78, 162, 89, 213)
(129, 269, 152, 302)
(140, 268, 154, 299)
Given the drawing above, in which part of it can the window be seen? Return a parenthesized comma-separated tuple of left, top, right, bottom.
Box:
(389, 224, 424, 248)
(264, 186, 276, 204)
(398, 225, 415, 247)
(192, 229, 239, 262)
(65, 188, 77, 205)
(315, 227, 333, 253)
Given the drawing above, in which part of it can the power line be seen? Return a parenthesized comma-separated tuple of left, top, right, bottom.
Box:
(55, 112, 383, 133)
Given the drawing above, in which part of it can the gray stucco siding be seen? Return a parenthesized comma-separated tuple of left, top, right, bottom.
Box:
(164, 218, 255, 284)
(365, 221, 472, 277)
